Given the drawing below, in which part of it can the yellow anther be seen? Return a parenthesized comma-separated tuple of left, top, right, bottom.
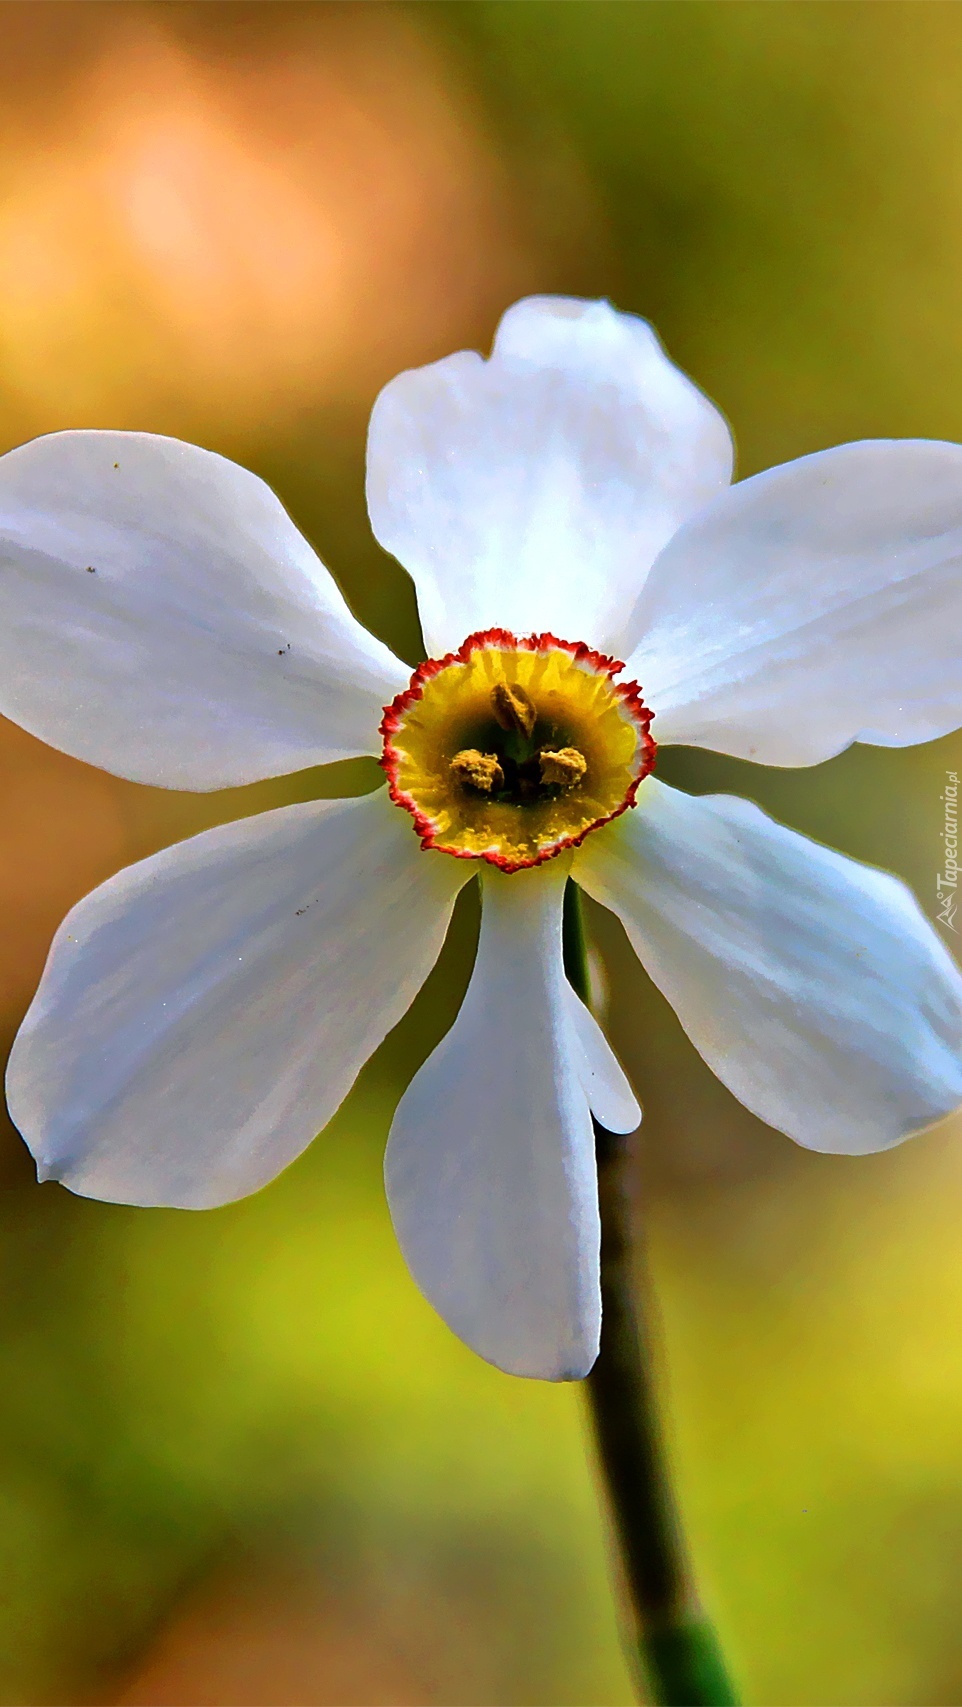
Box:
(538, 747, 587, 788)
(491, 680, 537, 739)
(450, 749, 504, 794)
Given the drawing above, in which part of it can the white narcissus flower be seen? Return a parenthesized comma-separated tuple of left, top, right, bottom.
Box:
(2, 296, 962, 1381)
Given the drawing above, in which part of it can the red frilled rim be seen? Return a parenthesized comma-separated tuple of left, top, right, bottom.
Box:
(378, 627, 657, 872)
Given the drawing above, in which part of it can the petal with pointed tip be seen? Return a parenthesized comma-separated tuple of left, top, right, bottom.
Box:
(575, 780, 962, 1153)
(367, 296, 732, 659)
(626, 440, 962, 764)
(385, 860, 637, 1380)
(7, 789, 469, 1206)
(0, 430, 408, 789)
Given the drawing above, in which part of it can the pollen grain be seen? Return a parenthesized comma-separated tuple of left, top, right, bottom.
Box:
(538, 747, 587, 788)
(450, 749, 504, 794)
(491, 680, 537, 739)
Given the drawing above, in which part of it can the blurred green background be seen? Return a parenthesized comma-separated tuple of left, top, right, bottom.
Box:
(1, 3, 961, 1702)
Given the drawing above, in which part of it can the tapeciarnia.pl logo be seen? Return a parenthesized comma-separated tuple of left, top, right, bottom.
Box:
(937, 769, 959, 932)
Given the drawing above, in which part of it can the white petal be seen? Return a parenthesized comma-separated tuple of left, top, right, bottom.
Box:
(367, 296, 732, 659)
(0, 431, 409, 789)
(625, 440, 962, 764)
(574, 780, 962, 1153)
(385, 859, 623, 1380)
(565, 985, 641, 1136)
(6, 789, 470, 1207)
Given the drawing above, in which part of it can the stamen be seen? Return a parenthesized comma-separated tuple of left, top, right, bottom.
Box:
(450, 749, 504, 794)
(491, 681, 536, 739)
(538, 747, 588, 789)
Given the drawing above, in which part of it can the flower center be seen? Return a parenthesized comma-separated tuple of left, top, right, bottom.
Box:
(379, 630, 656, 871)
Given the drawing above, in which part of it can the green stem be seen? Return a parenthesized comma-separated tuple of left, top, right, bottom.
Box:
(563, 881, 739, 1707)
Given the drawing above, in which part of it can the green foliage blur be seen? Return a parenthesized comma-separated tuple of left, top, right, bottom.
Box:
(0, 4, 961, 1702)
